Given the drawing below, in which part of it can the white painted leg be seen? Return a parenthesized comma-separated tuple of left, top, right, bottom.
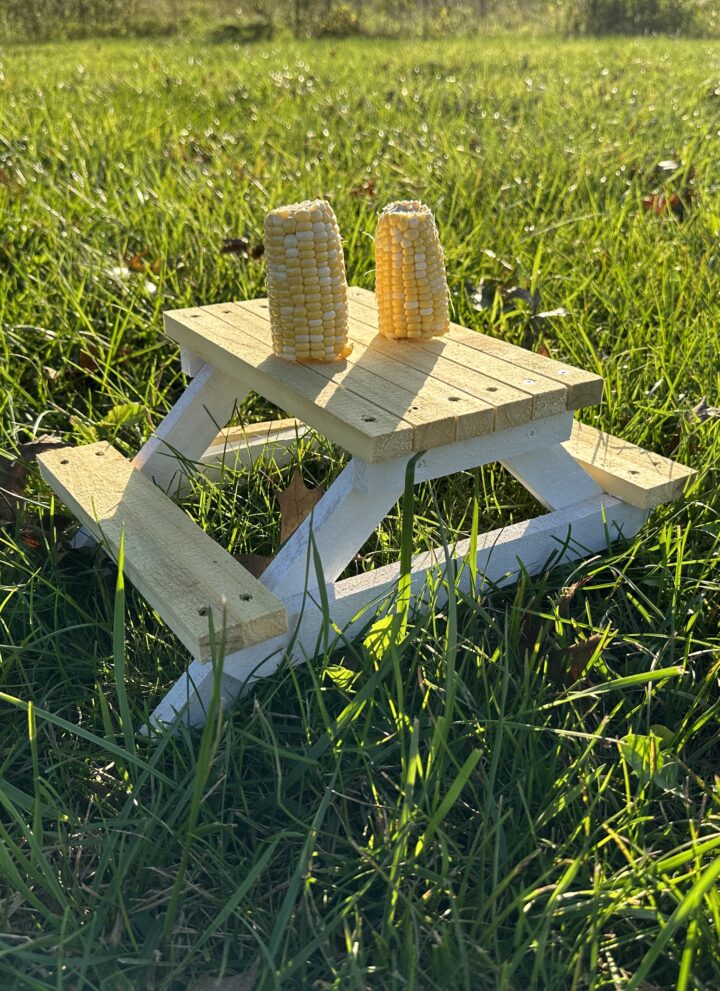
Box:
(132, 364, 248, 494)
(180, 349, 207, 378)
(502, 443, 604, 511)
(260, 460, 404, 597)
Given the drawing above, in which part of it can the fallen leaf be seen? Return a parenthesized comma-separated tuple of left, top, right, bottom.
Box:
(235, 553, 274, 577)
(536, 341, 551, 358)
(0, 436, 66, 525)
(126, 251, 146, 272)
(220, 237, 250, 257)
(556, 578, 590, 619)
(551, 632, 608, 684)
(277, 470, 324, 543)
(689, 397, 720, 422)
(349, 179, 377, 199)
(0, 455, 28, 524)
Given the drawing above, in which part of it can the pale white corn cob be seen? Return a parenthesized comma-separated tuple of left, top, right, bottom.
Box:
(375, 200, 449, 340)
(265, 199, 350, 362)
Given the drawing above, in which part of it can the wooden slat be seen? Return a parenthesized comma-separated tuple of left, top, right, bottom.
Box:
(37, 442, 287, 660)
(348, 286, 603, 410)
(346, 298, 567, 420)
(207, 302, 456, 450)
(563, 422, 696, 509)
(164, 306, 413, 463)
(234, 299, 532, 433)
(230, 300, 494, 441)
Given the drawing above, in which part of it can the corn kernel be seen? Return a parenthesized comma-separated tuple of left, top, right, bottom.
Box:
(265, 199, 351, 362)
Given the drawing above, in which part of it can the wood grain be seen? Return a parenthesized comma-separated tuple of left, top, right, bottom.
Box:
(38, 442, 287, 660)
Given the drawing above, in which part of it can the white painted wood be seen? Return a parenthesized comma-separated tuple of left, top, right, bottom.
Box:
(261, 461, 403, 596)
(180, 349, 207, 378)
(132, 363, 247, 494)
(146, 495, 647, 730)
(501, 443, 604, 511)
(352, 413, 574, 494)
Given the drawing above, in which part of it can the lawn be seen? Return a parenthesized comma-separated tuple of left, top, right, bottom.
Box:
(1, 31, 719, 991)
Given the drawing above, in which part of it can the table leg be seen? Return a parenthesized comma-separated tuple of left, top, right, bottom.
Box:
(133, 363, 247, 494)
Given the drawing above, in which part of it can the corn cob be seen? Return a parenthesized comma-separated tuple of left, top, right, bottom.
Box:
(265, 199, 350, 362)
(375, 200, 449, 340)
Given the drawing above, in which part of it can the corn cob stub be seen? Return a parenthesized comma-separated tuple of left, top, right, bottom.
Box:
(375, 200, 449, 340)
(264, 199, 350, 362)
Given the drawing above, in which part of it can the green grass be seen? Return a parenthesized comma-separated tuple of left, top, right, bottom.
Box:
(1, 31, 719, 991)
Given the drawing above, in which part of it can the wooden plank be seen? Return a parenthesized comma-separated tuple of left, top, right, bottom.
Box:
(340, 306, 536, 430)
(37, 442, 287, 660)
(205, 302, 457, 450)
(348, 286, 604, 410)
(233, 300, 495, 443)
(219, 298, 529, 434)
(346, 298, 567, 420)
(163, 306, 413, 463)
(563, 422, 696, 510)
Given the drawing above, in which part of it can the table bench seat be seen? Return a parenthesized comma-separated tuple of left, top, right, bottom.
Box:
(563, 422, 695, 510)
(37, 442, 287, 660)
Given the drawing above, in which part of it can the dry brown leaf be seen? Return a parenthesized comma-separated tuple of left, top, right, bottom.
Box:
(550, 632, 608, 685)
(0, 436, 67, 525)
(235, 552, 274, 578)
(556, 577, 590, 619)
(277, 470, 324, 543)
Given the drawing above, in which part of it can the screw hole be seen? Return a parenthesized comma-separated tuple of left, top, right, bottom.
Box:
(486, 387, 498, 393)
(629, 470, 639, 476)
(523, 378, 536, 386)
(558, 370, 569, 376)
(60, 458, 69, 465)
(361, 415, 377, 422)
(239, 593, 253, 602)
(409, 405, 419, 412)
(95, 450, 104, 456)
(448, 396, 462, 402)
(198, 606, 208, 617)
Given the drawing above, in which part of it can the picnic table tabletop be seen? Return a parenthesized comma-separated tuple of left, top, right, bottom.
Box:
(163, 286, 604, 463)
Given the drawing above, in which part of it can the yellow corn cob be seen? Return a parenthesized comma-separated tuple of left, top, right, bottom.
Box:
(265, 199, 350, 362)
(375, 200, 449, 340)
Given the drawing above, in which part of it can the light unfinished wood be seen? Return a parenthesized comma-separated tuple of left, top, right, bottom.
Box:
(206, 302, 458, 450)
(346, 298, 567, 420)
(235, 299, 499, 438)
(236, 297, 532, 432)
(562, 422, 696, 510)
(37, 442, 287, 660)
(348, 286, 604, 410)
(164, 306, 413, 463)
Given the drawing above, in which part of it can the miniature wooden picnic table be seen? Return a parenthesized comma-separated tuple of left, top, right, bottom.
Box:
(38, 287, 695, 730)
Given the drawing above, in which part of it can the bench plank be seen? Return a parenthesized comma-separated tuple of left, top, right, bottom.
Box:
(563, 422, 696, 509)
(38, 443, 287, 660)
